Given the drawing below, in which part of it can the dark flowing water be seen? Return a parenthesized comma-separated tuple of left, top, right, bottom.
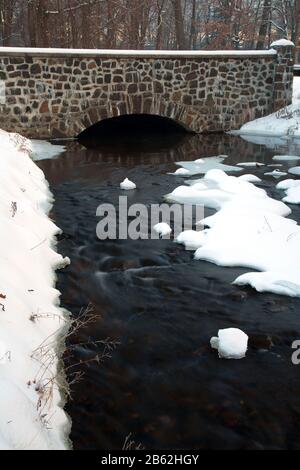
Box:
(38, 131, 300, 450)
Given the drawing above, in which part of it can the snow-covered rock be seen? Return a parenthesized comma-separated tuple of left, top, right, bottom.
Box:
(167, 168, 277, 213)
(169, 168, 300, 297)
(238, 174, 262, 183)
(273, 155, 300, 161)
(277, 178, 300, 204)
(153, 222, 172, 237)
(0, 130, 70, 449)
(176, 230, 203, 250)
(289, 167, 300, 176)
(120, 177, 136, 190)
(236, 162, 264, 167)
(170, 168, 191, 176)
(264, 169, 287, 178)
(210, 328, 248, 359)
(174, 156, 241, 176)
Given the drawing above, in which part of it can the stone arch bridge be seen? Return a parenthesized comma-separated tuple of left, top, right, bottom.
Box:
(0, 45, 294, 139)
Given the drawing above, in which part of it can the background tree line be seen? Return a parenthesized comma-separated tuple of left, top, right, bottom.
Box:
(0, 0, 298, 51)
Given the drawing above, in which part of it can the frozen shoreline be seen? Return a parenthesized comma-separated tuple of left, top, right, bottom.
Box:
(0, 130, 70, 449)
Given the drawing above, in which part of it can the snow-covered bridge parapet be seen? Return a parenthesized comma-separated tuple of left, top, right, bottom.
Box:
(270, 40, 295, 111)
(0, 45, 294, 138)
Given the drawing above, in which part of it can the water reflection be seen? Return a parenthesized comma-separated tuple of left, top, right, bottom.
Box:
(40, 132, 299, 186)
(238, 133, 300, 154)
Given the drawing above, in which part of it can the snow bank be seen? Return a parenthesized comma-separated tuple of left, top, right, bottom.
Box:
(120, 178, 136, 190)
(0, 130, 71, 449)
(210, 328, 248, 359)
(170, 168, 300, 297)
(277, 178, 300, 204)
(236, 77, 300, 138)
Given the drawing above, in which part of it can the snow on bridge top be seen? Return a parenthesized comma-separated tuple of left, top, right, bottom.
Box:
(0, 46, 279, 59)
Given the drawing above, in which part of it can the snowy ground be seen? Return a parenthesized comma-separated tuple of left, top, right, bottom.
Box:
(234, 77, 300, 138)
(0, 130, 70, 449)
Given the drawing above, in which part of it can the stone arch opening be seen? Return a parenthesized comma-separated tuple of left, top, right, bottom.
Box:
(78, 114, 192, 139)
(77, 114, 194, 150)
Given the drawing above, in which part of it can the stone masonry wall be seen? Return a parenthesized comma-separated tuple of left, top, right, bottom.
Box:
(0, 48, 294, 138)
(271, 44, 294, 110)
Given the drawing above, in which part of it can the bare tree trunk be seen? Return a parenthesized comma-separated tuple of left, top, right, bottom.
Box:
(172, 0, 187, 49)
(105, 0, 116, 48)
(156, 0, 166, 49)
(126, 0, 139, 48)
(256, 0, 271, 49)
(189, 0, 196, 49)
(0, 0, 16, 46)
(295, 0, 300, 62)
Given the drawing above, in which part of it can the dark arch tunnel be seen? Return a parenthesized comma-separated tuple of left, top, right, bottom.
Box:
(77, 114, 195, 152)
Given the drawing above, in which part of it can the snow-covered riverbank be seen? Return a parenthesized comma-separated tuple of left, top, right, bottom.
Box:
(234, 77, 300, 138)
(0, 130, 70, 449)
